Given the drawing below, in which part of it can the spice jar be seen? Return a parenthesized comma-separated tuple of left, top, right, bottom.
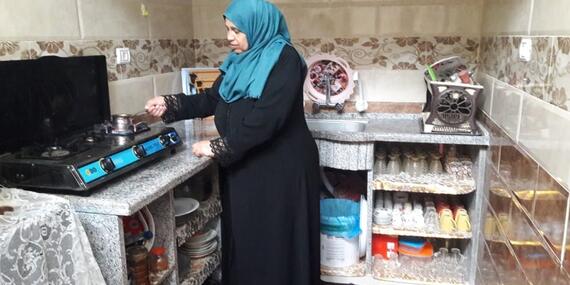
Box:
(148, 247, 169, 274)
(127, 245, 150, 285)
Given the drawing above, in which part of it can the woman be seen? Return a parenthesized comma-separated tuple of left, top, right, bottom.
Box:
(144, 0, 321, 284)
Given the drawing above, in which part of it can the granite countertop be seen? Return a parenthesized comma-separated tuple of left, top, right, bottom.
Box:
(62, 112, 488, 216)
(62, 119, 219, 216)
(306, 112, 490, 146)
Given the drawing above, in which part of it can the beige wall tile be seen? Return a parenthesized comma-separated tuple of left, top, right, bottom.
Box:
(108, 76, 154, 115)
(481, 0, 532, 35)
(518, 93, 570, 188)
(79, 0, 149, 39)
(531, 0, 570, 35)
(154, 72, 182, 96)
(0, 0, 80, 40)
(359, 69, 426, 103)
(146, 2, 193, 39)
(490, 81, 523, 141)
(280, 6, 377, 38)
(191, 1, 230, 39)
(377, 3, 482, 36)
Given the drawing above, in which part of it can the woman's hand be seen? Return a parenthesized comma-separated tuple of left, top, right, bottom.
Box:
(144, 96, 167, 117)
(192, 140, 214, 157)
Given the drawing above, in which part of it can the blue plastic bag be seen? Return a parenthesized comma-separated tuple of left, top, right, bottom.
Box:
(320, 198, 361, 239)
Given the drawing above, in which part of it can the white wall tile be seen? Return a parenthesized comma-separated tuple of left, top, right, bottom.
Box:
(146, 2, 193, 39)
(359, 69, 427, 103)
(530, 0, 570, 35)
(477, 73, 494, 115)
(0, 0, 81, 40)
(79, 0, 149, 39)
(377, 3, 482, 36)
(490, 81, 523, 141)
(481, 0, 532, 35)
(519, 93, 570, 187)
(280, 6, 377, 38)
(154, 72, 182, 96)
(108, 76, 154, 115)
(191, 1, 229, 39)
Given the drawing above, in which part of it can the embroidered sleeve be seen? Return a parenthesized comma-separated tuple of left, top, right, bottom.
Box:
(209, 137, 234, 166)
(161, 94, 183, 123)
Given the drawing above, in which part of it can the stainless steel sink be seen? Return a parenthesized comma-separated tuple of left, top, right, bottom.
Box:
(305, 119, 368, 132)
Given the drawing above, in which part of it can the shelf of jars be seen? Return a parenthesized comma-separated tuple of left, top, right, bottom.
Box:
(320, 261, 366, 277)
(179, 249, 221, 285)
(176, 195, 222, 246)
(372, 224, 472, 239)
(372, 173, 476, 195)
(372, 254, 468, 285)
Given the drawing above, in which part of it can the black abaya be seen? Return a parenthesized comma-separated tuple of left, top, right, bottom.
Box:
(163, 45, 321, 285)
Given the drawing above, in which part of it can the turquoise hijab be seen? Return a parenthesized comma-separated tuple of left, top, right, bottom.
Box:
(219, 0, 296, 103)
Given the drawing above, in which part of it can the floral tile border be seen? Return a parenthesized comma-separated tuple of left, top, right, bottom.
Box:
(549, 37, 570, 111)
(480, 36, 554, 101)
(192, 36, 480, 71)
(0, 39, 195, 82)
(479, 36, 570, 112)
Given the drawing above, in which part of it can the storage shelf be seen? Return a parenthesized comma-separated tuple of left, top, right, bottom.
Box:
(176, 195, 222, 246)
(372, 224, 472, 239)
(150, 263, 175, 285)
(320, 261, 366, 277)
(373, 276, 466, 285)
(372, 173, 475, 195)
(179, 250, 221, 285)
(373, 258, 467, 285)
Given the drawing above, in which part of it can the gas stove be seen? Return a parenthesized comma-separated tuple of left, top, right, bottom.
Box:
(0, 55, 182, 194)
(0, 124, 181, 193)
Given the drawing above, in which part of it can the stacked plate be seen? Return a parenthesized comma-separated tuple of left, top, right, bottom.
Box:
(179, 229, 218, 259)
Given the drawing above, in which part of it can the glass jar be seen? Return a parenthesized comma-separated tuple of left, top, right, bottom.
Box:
(386, 154, 401, 175)
(374, 152, 388, 176)
(127, 245, 150, 285)
(148, 247, 169, 274)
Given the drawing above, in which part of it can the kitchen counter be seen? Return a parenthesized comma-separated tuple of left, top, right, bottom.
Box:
(306, 113, 490, 146)
(62, 119, 219, 216)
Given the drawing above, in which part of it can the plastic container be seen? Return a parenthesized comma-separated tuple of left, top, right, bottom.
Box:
(320, 199, 361, 239)
(320, 199, 361, 268)
(148, 247, 169, 274)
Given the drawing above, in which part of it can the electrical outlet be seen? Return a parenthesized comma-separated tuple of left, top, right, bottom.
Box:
(519, 38, 532, 62)
(116, 48, 130, 64)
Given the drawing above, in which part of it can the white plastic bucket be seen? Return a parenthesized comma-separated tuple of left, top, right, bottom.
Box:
(320, 233, 359, 268)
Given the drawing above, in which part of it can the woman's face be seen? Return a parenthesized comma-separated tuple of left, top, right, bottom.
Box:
(225, 19, 249, 54)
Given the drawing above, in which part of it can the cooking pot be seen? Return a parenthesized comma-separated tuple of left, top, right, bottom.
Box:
(111, 113, 135, 133)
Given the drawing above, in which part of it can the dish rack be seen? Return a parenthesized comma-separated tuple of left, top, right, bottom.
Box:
(422, 57, 483, 135)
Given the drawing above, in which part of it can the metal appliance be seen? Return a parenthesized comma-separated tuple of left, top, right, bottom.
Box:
(0, 55, 182, 194)
(422, 56, 483, 135)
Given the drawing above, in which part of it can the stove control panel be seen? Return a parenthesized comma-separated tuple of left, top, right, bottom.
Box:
(77, 130, 181, 184)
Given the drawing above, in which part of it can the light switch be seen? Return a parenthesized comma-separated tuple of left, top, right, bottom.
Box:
(116, 48, 130, 64)
(519, 38, 532, 62)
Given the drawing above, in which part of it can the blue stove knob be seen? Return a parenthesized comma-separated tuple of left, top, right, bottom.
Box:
(132, 145, 146, 158)
(99, 157, 115, 173)
(159, 135, 170, 146)
(168, 132, 180, 144)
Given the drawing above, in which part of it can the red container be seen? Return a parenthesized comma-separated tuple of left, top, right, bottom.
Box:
(372, 234, 398, 259)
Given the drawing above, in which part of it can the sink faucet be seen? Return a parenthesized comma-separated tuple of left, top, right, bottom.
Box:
(312, 72, 344, 114)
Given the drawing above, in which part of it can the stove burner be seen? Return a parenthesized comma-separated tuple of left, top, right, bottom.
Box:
(41, 146, 71, 158)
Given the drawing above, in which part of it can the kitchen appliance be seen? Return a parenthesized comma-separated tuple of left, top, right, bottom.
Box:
(0, 55, 182, 194)
(422, 57, 483, 135)
(304, 54, 355, 113)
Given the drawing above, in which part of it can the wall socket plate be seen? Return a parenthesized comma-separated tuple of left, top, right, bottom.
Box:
(519, 38, 532, 62)
(116, 48, 130, 64)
